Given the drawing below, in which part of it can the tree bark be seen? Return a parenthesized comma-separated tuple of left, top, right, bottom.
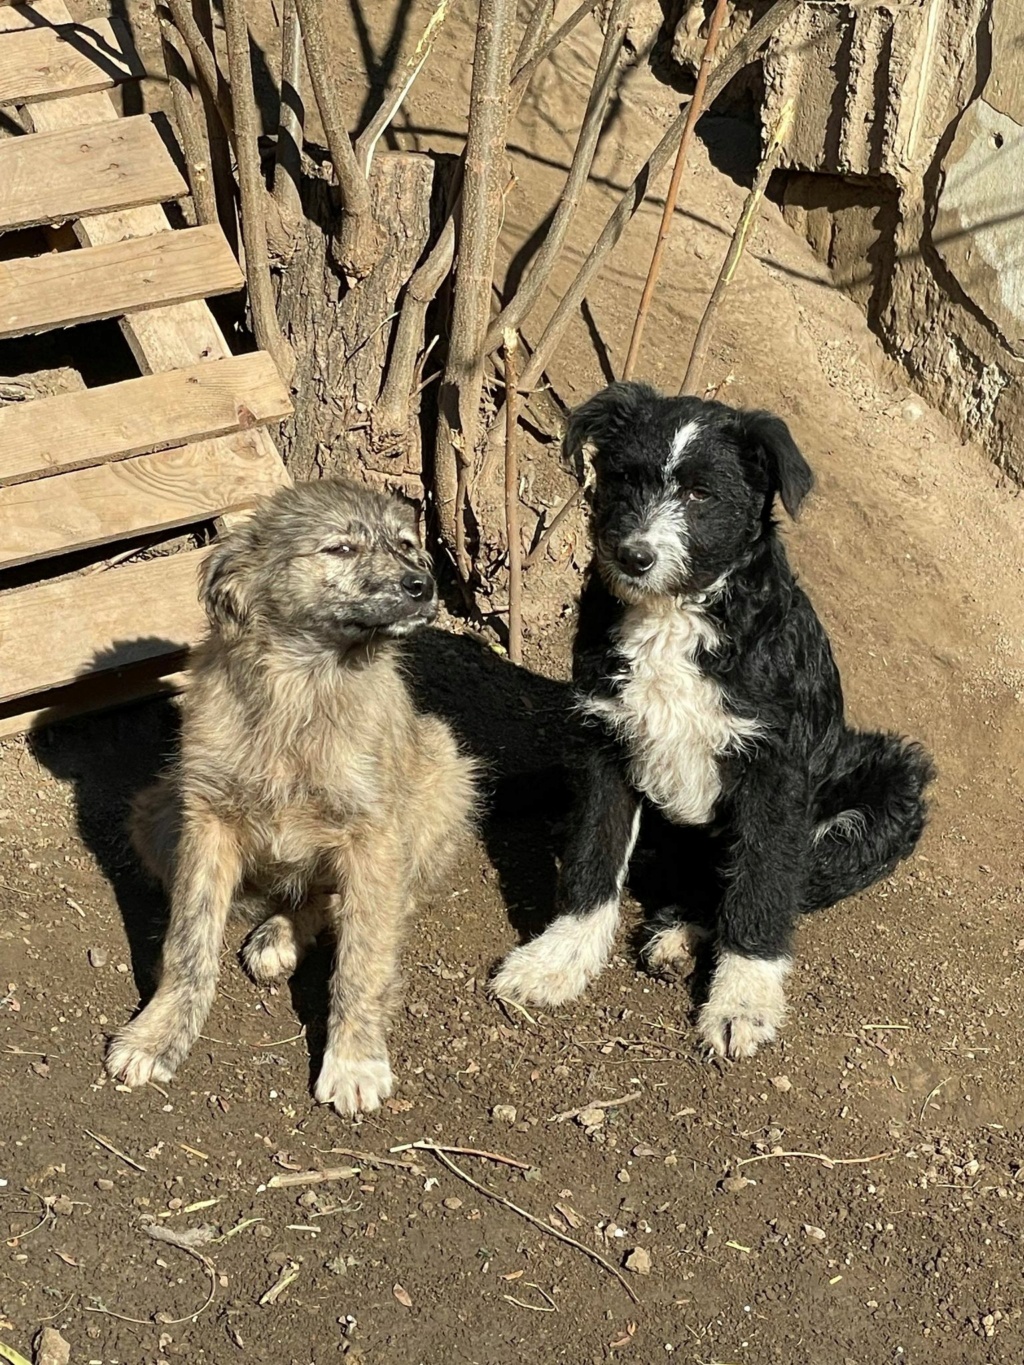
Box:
(275, 152, 436, 493)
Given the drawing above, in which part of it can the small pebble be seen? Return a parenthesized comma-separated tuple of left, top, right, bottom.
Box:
(803, 1224, 826, 1241)
(491, 1104, 517, 1125)
(770, 1075, 792, 1092)
(721, 1175, 752, 1194)
(442, 1197, 463, 1211)
(577, 1107, 605, 1128)
(625, 1246, 651, 1275)
(87, 948, 107, 969)
(95, 1179, 114, 1192)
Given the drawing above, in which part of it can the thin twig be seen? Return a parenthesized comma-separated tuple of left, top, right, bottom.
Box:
(503, 1281, 558, 1311)
(680, 96, 794, 395)
(622, 0, 728, 380)
(504, 329, 524, 662)
(549, 1091, 642, 1123)
(222, 0, 294, 379)
(511, 0, 555, 76)
(295, 0, 376, 278)
(272, 0, 304, 227)
(84, 1129, 147, 1174)
(736, 1149, 894, 1170)
(265, 1164, 361, 1189)
(424, 1145, 640, 1303)
(485, 0, 633, 355)
(510, 0, 602, 102)
(161, 0, 235, 144)
(317, 1147, 425, 1174)
(85, 1224, 217, 1325)
(523, 485, 585, 567)
(516, 0, 800, 398)
(392, 1141, 533, 1171)
(434, 0, 517, 576)
(920, 1078, 949, 1123)
(355, 0, 453, 175)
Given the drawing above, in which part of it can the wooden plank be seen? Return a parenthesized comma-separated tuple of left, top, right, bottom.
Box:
(0, 549, 207, 705)
(0, 435, 285, 569)
(0, 353, 292, 486)
(0, 3, 69, 35)
(0, 224, 244, 340)
(0, 17, 143, 105)
(0, 114, 186, 232)
(0, 665, 187, 740)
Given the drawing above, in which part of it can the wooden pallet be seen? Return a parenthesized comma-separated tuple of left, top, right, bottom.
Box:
(0, 0, 294, 737)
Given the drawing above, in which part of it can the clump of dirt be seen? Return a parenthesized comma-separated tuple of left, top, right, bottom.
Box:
(1, 4, 1023, 1365)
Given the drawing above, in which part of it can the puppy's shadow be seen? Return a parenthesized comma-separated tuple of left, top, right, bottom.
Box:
(26, 643, 183, 997)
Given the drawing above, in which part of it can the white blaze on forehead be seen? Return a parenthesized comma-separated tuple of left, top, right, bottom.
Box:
(669, 419, 701, 470)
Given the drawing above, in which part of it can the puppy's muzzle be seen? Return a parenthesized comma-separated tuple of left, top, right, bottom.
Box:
(613, 538, 656, 578)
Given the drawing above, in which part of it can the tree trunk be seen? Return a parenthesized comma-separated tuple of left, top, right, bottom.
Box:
(275, 151, 436, 494)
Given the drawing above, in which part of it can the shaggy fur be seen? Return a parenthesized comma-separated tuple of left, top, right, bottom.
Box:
(492, 381, 934, 1058)
(106, 481, 477, 1114)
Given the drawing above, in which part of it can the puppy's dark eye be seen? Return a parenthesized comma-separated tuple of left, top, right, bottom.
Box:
(323, 542, 357, 557)
(683, 487, 710, 503)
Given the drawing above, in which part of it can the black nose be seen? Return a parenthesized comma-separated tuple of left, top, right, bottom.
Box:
(615, 541, 656, 576)
(401, 570, 432, 601)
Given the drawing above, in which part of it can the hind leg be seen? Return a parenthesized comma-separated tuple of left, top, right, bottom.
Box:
(636, 822, 721, 979)
(805, 730, 934, 911)
(241, 897, 329, 985)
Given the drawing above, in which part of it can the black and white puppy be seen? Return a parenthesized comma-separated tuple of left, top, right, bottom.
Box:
(492, 381, 934, 1058)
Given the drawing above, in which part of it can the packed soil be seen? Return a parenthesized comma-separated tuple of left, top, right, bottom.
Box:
(2, 4, 1024, 1365)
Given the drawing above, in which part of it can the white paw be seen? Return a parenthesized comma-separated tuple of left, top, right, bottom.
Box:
(697, 953, 790, 1060)
(242, 916, 300, 985)
(490, 905, 619, 1008)
(105, 1026, 181, 1087)
(315, 1051, 394, 1116)
(643, 917, 710, 978)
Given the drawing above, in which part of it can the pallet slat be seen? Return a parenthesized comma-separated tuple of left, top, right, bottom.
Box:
(0, 17, 143, 104)
(0, 114, 186, 232)
(0, 3, 83, 37)
(0, 224, 244, 340)
(0, 353, 292, 486)
(0, 433, 285, 570)
(0, 549, 207, 705)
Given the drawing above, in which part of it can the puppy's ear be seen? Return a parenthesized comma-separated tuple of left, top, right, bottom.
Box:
(200, 533, 256, 636)
(565, 381, 660, 481)
(740, 410, 814, 518)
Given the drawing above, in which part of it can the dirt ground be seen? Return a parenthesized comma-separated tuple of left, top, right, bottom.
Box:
(2, 3, 1024, 1364)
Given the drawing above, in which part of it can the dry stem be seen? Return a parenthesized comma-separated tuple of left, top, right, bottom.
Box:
(161, 22, 218, 226)
(434, 0, 517, 575)
(737, 1149, 894, 1170)
(680, 97, 794, 394)
(423, 1145, 640, 1303)
(517, 0, 800, 397)
(162, 0, 234, 144)
(504, 329, 523, 662)
(295, 0, 377, 279)
(222, 0, 295, 380)
(391, 1140, 533, 1171)
(272, 0, 304, 228)
(355, 0, 454, 175)
(510, 0, 602, 100)
(622, 0, 728, 379)
(485, 0, 633, 354)
(523, 485, 585, 567)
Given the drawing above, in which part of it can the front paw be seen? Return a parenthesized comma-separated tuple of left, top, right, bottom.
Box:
(490, 909, 617, 1008)
(642, 916, 710, 980)
(697, 953, 790, 1059)
(105, 1013, 189, 1087)
(314, 1051, 394, 1116)
(242, 915, 301, 985)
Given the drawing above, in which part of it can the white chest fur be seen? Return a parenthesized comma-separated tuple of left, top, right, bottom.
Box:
(584, 599, 761, 825)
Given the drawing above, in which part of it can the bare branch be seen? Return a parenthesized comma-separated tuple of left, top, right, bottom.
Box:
(222, 0, 294, 379)
(160, 22, 218, 226)
(523, 484, 585, 568)
(272, 0, 304, 228)
(434, 0, 517, 574)
(510, 0, 602, 102)
(161, 0, 235, 144)
(485, 0, 633, 354)
(354, 0, 454, 176)
(517, 0, 800, 396)
(512, 0, 556, 75)
(622, 0, 728, 380)
(681, 98, 795, 395)
(503, 330, 523, 662)
(294, 0, 377, 279)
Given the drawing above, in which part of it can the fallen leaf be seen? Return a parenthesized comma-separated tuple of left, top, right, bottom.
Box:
(554, 1202, 582, 1230)
(384, 1098, 414, 1113)
(53, 1250, 79, 1267)
(393, 1283, 413, 1308)
(500, 1270, 525, 1282)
